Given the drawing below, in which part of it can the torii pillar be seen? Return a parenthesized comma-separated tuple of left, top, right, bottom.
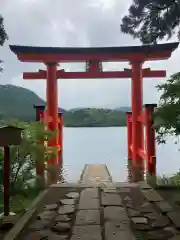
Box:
(131, 61, 144, 181)
(44, 63, 59, 182)
(58, 111, 64, 180)
(33, 105, 64, 182)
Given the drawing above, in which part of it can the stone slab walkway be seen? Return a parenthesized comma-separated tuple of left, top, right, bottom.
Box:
(18, 183, 180, 239)
(23, 185, 136, 240)
(3, 166, 180, 239)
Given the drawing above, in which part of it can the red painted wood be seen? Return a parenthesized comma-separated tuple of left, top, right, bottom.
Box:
(23, 69, 166, 79)
(46, 63, 59, 172)
(144, 105, 156, 176)
(58, 113, 63, 170)
(40, 112, 44, 121)
(137, 112, 145, 123)
(38, 108, 63, 170)
(34, 106, 44, 121)
(131, 61, 144, 180)
(17, 51, 172, 62)
(126, 112, 132, 160)
(138, 149, 147, 160)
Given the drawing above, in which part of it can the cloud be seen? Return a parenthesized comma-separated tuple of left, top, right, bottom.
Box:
(0, 0, 179, 109)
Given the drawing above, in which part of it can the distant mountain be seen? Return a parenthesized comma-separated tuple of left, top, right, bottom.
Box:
(0, 84, 65, 121)
(68, 107, 85, 112)
(68, 107, 111, 112)
(114, 107, 131, 112)
(64, 108, 126, 127)
(0, 85, 127, 126)
(69, 107, 131, 112)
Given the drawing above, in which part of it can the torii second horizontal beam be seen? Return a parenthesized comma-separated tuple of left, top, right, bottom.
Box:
(23, 68, 166, 79)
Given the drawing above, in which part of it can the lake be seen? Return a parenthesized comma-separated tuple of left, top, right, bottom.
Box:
(63, 127, 180, 182)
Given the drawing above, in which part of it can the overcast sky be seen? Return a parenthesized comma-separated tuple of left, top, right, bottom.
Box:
(0, 0, 180, 110)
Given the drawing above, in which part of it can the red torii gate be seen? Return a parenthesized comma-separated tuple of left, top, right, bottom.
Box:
(10, 43, 179, 182)
(24, 65, 165, 182)
(24, 65, 165, 181)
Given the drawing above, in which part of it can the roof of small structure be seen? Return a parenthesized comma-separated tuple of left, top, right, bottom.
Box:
(0, 125, 23, 130)
(10, 42, 179, 55)
(58, 111, 64, 115)
(33, 104, 64, 114)
(33, 104, 46, 110)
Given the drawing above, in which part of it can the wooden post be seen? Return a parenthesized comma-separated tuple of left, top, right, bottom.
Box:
(33, 105, 45, 121)
(58, 112, 63, 166)
(0, 126, 23, 216)
(126, 112, 132, 160)
(131, 61, 144, 181)
(3, 146, 10, 216)
(58, 112, 63, 182)
(46, 63, 59, 183)
(144, 104, 157, 177)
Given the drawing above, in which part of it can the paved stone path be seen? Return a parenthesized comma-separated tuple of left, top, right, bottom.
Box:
(23, 182, 180, 239)
(3, 165, 180, 239)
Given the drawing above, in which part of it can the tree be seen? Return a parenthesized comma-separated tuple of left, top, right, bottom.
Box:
(120, 0, 180, 44)
(0, 14, 8, 72)
(0, 120, 57, 197)
(153, 72, 180, 144)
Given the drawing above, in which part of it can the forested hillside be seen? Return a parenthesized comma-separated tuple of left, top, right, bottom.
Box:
(0, 84, 127, 127)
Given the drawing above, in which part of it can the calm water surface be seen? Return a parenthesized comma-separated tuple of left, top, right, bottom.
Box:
(63, 127, 180, 182)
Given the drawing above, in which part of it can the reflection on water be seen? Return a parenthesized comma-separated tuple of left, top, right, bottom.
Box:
(127, 159, 133, 182)
(127, 159, 146, 182)
(63, 127, 180, 182)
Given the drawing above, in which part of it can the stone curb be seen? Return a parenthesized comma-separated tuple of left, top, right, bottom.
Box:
(79, 164, 88, 183)
(51, 183, 103, 188)
(137, 181, 152, 189)
(104, 164, 113, 182)
(3, 189, 48, 240)
(51, 182, 139, 188)
(155, 185, 180, 190)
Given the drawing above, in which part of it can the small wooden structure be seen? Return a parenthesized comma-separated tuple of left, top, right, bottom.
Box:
(0, 126, 23, 216)
(0, 126, 23, 146)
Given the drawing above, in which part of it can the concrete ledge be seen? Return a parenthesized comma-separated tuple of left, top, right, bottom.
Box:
(155, 185, 180, 190)
(79, 164, 88, 182)
(138, 181, 180, 190)
(3, 189, 48, 240)
(115, 182, 138, 188)
(51, 183, 98, 188)
(137, 181, 152, 189)
(51, 182, 139, 188)
(79, 164, 112, 183)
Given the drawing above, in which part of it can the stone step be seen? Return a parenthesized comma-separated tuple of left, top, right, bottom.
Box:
(4, 174, 180, 240)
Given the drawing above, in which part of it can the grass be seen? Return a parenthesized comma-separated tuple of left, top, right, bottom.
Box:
(147, 171, 180, 188)
(0, 197, 30, 215)
(0, 168, 66, 216)
(0, 187, 43, 215)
